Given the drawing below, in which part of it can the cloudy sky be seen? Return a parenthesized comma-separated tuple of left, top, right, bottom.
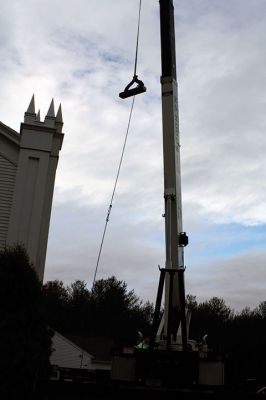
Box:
(1, 0, 266, 311)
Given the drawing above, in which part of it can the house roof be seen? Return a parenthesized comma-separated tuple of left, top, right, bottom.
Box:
(63, 334, 115, 361)
(0, 121, 20, 144)
(52, 330, 93, 359)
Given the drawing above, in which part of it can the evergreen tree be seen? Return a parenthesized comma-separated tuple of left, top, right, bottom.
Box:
(42, 276, 154, 345)
(42, 280, 69, 331)
(0, 245, 52, 396)
(90, 276, 153, 344)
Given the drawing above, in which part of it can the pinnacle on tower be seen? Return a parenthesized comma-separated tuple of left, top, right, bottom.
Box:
(44, 98, 56, 128)
(46, 99, 55, 118)
(24, 94, 37, 123)
(55, 104, 63, 133)
(26, 94, 35, 114)
(56, 104, 63, 123)
(36, 110, 41, 122)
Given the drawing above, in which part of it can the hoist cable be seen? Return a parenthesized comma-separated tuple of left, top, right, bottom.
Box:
(92, 0, 143, 286)
(92, 96, 135, 286)
(134, 0, 142, 76)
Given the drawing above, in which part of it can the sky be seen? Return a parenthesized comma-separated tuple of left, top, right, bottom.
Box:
(1, 0, 266, 312)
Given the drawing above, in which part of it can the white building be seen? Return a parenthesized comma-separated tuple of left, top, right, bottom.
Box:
(50, 331, 94, 370)
(0, 95, 64, 281)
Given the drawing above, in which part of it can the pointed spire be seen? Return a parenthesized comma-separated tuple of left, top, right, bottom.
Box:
(44, 98, 56, 127)
(24, 94, 37, 124)
(36, 110, 41, 122)
(55, 104, 63, 133)
(46, 98, 55, 118)
(56, 104, 63, 123)
(26, 94, 35, 114)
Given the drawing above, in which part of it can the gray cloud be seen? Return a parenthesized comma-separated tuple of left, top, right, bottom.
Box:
(1, 1, 266, 310)
(186, 250, 266, 311)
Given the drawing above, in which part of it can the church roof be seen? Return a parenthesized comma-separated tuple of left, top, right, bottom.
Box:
(0, 121, 20, 145)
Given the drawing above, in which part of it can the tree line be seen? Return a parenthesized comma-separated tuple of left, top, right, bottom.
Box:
(1, 244, 266, 393)
(42, 276, 266, 356)
(186, 294, 266, 353)
(42, 278, 266, 381)
(42, 277, 154, 346)
(186, 294, 266, 382)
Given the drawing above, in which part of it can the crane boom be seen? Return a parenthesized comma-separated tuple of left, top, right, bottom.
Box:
(158, 0, 187, 350)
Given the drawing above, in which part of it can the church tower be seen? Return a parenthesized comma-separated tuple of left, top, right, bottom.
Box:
(0, 95, 64, 281)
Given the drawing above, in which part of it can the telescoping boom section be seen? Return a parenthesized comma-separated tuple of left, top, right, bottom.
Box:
(152, 0, 188, 351)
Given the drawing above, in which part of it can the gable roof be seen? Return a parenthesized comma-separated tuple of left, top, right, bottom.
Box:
(52, 330, 94, 358)
(63, 334, 115, 361)
(0, 121, 20, 145)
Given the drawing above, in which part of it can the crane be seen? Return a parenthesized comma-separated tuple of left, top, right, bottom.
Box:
(116, 0, 188, 351)
(149, 0, 188, 352)
(111, 0, 225, 390)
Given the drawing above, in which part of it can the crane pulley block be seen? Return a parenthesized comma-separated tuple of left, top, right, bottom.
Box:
(178, 232, 189, 247)
(119, 75, 146, 99)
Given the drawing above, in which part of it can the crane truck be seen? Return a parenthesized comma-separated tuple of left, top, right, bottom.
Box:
(111, 0, 225, 391)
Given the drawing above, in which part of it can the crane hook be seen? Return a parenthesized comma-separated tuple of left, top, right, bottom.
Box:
(119, 74, 147, 99)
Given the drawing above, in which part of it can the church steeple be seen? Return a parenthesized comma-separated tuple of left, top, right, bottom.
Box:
(23, 96, 62, 130)
(7, 95, 65, 281)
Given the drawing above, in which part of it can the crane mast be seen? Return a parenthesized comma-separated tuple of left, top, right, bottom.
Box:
(157, 0, 188, 350)
(114, 0, 188, 352)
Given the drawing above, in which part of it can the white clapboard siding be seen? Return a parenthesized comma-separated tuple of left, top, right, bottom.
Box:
(50, 331, 93, 370)
(0, 154, 17, 248)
